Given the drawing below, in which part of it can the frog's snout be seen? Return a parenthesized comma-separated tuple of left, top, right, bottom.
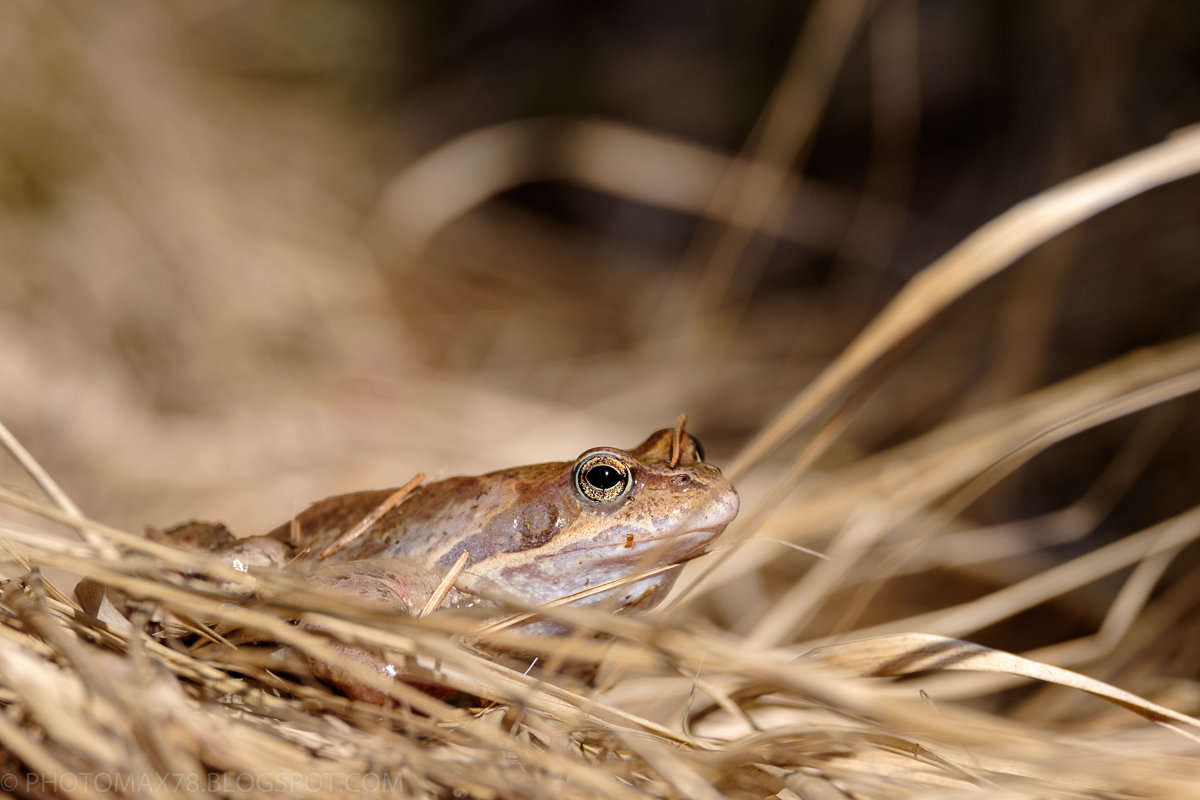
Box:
(704, 486, 740, 533)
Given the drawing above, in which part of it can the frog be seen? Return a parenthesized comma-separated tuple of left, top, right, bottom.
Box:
(105, 420, 739, 701)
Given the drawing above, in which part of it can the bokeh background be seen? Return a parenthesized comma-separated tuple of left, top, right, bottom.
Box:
(2, 0, 1199, 659)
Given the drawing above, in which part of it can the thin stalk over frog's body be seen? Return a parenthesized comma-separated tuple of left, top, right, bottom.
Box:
(143, 421, 739, 700)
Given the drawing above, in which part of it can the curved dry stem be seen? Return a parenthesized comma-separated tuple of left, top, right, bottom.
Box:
(729, 126, 1200, 481)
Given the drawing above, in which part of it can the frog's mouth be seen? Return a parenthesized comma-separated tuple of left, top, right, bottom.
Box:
(625, 525, 722, 558)
(546, 497, 738, 578)
(578, 527, 722, 591)
(551, 523, 717, 565)
(477, 491, 738, 619)
(610, 494, 739, 559)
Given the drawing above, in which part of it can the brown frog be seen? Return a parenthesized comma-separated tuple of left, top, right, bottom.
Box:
(132, 420, 739, 700)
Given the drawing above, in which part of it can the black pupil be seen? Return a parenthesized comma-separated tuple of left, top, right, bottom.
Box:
(586, 464, 623, 490)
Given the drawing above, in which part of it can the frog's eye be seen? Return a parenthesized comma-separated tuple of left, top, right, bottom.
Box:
(574, 452, 633, 504)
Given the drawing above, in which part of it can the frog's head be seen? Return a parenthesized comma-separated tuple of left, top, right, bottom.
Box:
(444, 424, 739, 618)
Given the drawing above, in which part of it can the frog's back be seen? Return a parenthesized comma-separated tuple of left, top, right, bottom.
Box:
(269, 462, 570, 568)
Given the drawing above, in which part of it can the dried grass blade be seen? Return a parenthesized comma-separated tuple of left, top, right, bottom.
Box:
(809, 632, 1200, 739)
(731, 126, 1200, 479)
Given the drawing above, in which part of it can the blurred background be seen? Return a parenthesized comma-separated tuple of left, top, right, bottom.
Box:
(2, 0, 1199, 665)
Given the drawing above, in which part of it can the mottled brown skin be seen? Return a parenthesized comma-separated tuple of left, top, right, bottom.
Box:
(146, 426, 739, 700)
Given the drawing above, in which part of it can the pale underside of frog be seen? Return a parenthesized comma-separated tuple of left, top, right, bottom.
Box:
(86, 419, 739, 702)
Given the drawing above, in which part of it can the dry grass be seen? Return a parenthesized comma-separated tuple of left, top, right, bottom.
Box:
(3, 3, 1200, 798)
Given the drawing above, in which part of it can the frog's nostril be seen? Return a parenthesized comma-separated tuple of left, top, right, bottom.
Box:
(671, 474, 692, 487)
